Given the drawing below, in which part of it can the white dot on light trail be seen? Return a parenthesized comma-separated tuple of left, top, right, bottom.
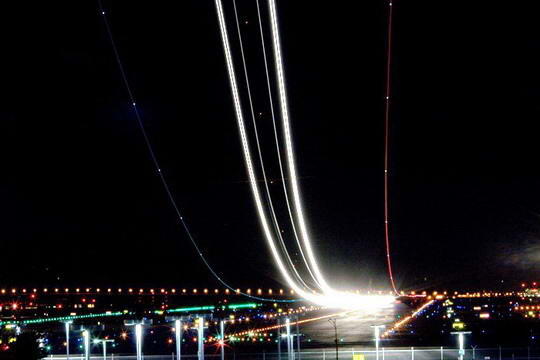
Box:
(232, 0, 314, 291)
(267, 0, 331, 294)
(215, 0, 394, 310)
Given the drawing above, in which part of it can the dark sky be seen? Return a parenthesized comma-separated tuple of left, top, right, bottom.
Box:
(2, 0, 539, 290)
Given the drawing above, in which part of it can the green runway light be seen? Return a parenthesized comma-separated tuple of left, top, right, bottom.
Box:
(4, 301, 260, 327)
(0, 311, 125, 326)
(227, 303, 258, 309)
(159, 302, 258, 314)
(166, 306, 215, 313)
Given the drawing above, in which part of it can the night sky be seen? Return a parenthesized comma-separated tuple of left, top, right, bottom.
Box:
(2, 1, 539, 290)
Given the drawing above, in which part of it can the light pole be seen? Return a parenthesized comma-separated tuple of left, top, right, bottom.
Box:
(328, 318, 338, 360)
(82, 330, 90, 360)
(65, 321, 72, 360)
(220, 320, 225, 360)
(198, 317, 205, 360)
(94, 339, 114, 360)
(451, 331, 471, 360)
(285, 318, 293, 360)
(135, 324, 143, 360)
(175, 320, 182, 360)
(296, 318, 301, 360)
(277, 318, 281, 360)
(371, 325, 386, 360)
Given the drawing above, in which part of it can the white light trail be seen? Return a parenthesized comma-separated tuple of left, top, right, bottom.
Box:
(216, 0, 395, 310)
(266, 0, 396, 305)
(231, 0, 313, 291)
(267, 0, 332, 294)
(254, 0, 322, 290)
(214, 0, 314, 303)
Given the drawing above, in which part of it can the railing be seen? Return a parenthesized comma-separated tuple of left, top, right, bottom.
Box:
(46, 347, 540, 360)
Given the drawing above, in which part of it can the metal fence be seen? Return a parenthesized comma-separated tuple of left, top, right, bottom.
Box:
(46, 347, 540, 360)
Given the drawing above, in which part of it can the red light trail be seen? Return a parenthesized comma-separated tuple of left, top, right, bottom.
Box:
(383, 0, 400, 296)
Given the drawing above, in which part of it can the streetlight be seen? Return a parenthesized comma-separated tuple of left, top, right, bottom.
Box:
(82, 330, 90, 360)
(197, 317, 205, 360)
(64, 321, 72, 360)
(451, 331, 471, 360)
(285, 318, 294, 360)
(328, 318, 338, 360)
(277, 318, 281, 360)
(296, 318, 301, 360)
(372, 325, 386, 360)
(220, 320, 225, 360)
(93, 339, 114, 360)
(175, 320, 182, 360)
(135, 324, 143, 360)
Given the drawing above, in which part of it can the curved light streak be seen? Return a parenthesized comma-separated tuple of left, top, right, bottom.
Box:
(231, 0, 313, 291)
(97, 0, 295, 303)
(266, 0, 396, 305)
(267, 0, 332, 293)
(215, 0, 314, 302)
(216, 0, 395, 310)
(383, 0, 400, 295)
(254, 0, 322, 290)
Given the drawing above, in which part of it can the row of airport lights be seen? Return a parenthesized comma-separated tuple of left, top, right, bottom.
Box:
(0, 288, 295, 295)
(1, 288, 534, 300)
(0, 287, 399, 296)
